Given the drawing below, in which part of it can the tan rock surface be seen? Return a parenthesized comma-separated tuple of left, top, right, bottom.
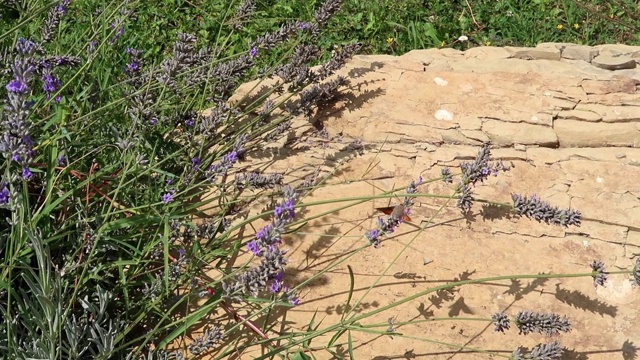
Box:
(194, 44, 640, 359)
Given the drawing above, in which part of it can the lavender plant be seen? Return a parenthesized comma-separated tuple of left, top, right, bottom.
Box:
(0, 0, 362, 358)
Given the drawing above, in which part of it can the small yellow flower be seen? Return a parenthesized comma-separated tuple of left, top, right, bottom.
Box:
(556, 24, 563, 29)
(609, 13, 614, 18)
(573, 23, 580, 29)
(440, 40, 446, 47)
(485, 41, 491, 46)
(386, 37, 394, 44)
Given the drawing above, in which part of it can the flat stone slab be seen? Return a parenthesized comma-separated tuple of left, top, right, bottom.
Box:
(194, 44, 640, 360)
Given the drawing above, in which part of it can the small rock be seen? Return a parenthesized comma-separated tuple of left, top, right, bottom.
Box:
(434, 77, 448, 86)
(514, 143, 527, 151)
(561, 45, 599, 62)
(505, 45, 561, 60)
(616, 153, 626, 159)
(591, 55, 636, 70)
(435, 109, 454, 121)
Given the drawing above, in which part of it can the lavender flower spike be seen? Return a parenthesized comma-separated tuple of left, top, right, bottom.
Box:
(1, 38, 38, 172)
(222, 186, 300, 306)
(511, 193, 581, 227)
(512, 341, 563, 360)
(206, 135, 247, 182)
(590, 260, 608, 288)
(514, 311, 571, 336)
(41, 0, 70, 43)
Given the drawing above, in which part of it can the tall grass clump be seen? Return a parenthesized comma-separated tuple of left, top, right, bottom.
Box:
(0, 0, 363, 358)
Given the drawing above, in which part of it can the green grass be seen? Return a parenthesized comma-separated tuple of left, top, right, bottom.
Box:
(118, 0, 640, 61)
(0, 0, 639, 359)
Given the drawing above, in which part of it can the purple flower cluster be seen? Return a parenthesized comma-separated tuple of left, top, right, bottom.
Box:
(231, 0, 256, 30)
(0, 182, 9, 206)
(491, 312, 510, 333)
(313, 0, 342, 27)
(222, 186, 299, 306)
(41, 68, 62, 102)
(492, 311, 571, 336)
(249, 21, 313, 52)
(107, 0, 136, 44)
(590, 260, 608, 288)
(440, 143, 513, 213)
(365, 177, 422, 248)
(514, 311, 571, 336)
(41, 0, 70, 43)
(206, 135, 247, 182)
(1, 39, 39, 179)
(187, 326, 224, 356)
(124, 47, 144, 77)
(511, 193, 581, 227)
(512, 341, 563, 360)
(234, 171, 283, 190)
(158, 33, 201, 89)
(286, 75, 349, 118)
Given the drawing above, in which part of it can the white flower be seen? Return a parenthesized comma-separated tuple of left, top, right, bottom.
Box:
(458, 35, 469, 42)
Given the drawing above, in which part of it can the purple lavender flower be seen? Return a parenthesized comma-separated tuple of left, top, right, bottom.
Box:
(109, 19, 125, 44)
(57, 154, 65, 166)
(491, 312, 510, 333)
(527, 341, 563, 360)
(158, 33, 200, 88)
(206, 135, 247, 182)
(6, 79, 28, 94)
(235, 171, 283, 190)
(590, 260, 608, 288)
(87, 41, 97, 54)
(232, 0, 256, 30)
(224, 186, 299, 303)
(21, 167, 32, 180)
(314, 0, 342, 27)
(248, 187, 298, 254)
(456, 184, 474, 213)
(282, 285, 300, 306)
(250, 20, 311, 51)
(187, 326, 224, 356)
(162, 190, 176, 204)
(249, 47, 258, 58)
(1, 38, 38, 173)
(124, 48, 144, 77)
(459, 144, 512, 186)
(514, 311, 571, 336)
(511, 193, 581, 227)
(41, 0, 70, 43)
(41, 69, 62, 101)
(247, 240, 261, 256)
(270, 279, 283, 293)
(0, 183, 9, 205)
(316, 41, 362, 80)
(364, 229, 381, 247)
